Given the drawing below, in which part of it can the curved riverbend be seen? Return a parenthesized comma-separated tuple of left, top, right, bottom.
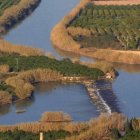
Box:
(0, 0, 41, 35)
(1, 0, 140, 124)
(4, 0, 81, 59)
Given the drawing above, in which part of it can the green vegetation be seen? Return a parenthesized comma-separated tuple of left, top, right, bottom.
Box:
(74, 34, 121, 49)
(119, 131, 140, 140)
(112, 118, 140, 140)
(70, 4, 140, 50)
(0, 55, 104, 78)
(0, 0, 20, 16)
(0, 130, 70, 140)
(0, 55, 103, 102)
(1, 112, 140, 140)
(0, 82, 15, 96)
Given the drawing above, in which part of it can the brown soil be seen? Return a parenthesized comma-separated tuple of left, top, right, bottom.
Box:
(93, 0, 140, 5)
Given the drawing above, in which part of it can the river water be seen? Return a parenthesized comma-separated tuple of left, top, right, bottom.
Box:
(0, 83, 99, 124)
(1, 0, 140, 124)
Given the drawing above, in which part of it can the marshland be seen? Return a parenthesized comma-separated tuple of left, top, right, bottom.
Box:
(1, 0, 140, 140)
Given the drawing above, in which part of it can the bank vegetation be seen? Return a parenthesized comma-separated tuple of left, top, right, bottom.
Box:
(0, 0, 41, 34)
(0, 112, 135, 140)
(0, 0, 43, 56)
(0, 55, 104, 104)
(51, 0, 140, 64)
(5, 68, 62, 99)
(0, 39, 44, 56)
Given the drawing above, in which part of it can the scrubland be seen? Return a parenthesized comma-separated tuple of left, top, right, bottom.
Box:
(0, 112, 139, 140)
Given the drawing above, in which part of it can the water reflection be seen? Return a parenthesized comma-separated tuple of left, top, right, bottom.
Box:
(34, 82, 61, 93)
(113, 63, 140, 73)
(14, 97, 35, 110)
(0, 82, 99, 124)
(0, 104, 11, 116)
(53, 45, 140, 73)
(52, 44, 95, 62)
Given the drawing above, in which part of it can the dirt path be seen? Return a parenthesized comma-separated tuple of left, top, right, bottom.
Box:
(93, 0, 140, 5)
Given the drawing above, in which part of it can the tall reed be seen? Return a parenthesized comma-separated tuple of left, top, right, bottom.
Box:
(6, 69, 63, 99)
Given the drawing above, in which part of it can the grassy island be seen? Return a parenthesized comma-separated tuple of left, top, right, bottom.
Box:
(0, 55, 104, 104)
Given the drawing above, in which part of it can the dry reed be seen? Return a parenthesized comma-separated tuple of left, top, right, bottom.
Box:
(0, 39, 44, 56)
(67, 27, 91, 37)
(65, 113, 126, 140)
(0, 0, 40, 33)
(51, 0, 140, 64)
(40, 112, 72, 122)
(0, 91, 12, 105)
(5, 69, 63, 99)
(51, 0, 92, 52)
(0, 112, 127, 139)
(0, 64, 10, 73)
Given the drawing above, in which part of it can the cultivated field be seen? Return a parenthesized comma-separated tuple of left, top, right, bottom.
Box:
(51, 0, 140, 64)
(70, 4, 140, 50)
(0, 0, 20, 16)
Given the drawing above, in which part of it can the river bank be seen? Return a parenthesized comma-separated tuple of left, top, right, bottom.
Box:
(51, 0, 140, 64)
(0, 0, 43, 56)
(0, 0, 41, 34)
(0, 111, 127, 140)
(0, 55, 104, 105)
(0, 111, 140, 140)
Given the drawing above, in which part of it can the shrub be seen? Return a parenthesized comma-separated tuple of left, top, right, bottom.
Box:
(40, 112, 72, 122)
(51, 0, 92, 51)
(0, 90, 12, 105)
(5, 68, 63, 99)
(67, 27, 91, 37)
(0, 64, 10, 73)
(0, 39, 44, 56)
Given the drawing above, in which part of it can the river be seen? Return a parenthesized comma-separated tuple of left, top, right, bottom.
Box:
(0, 83, 99, 124)
(1, 0, 140, 124)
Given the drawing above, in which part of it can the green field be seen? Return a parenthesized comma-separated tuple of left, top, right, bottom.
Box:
(0, 0, 20, 15)
(70, 4, 140, 50)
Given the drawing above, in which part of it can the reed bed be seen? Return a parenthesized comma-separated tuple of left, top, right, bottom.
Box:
(0, 112, 126, 139)
(67, 27, 91, 37)
(65, 113, 127, 140)
(0, 64, 10, 73)
(0, 91, 12, 105)
(93, 0, 140, 5)
(40, 112, 72, 122)
(5, 68, 62, 99)
(0, 39, 44, 56)
(51, 0, 140, 64)
(0, 0, 40, 33)
(51, 0, 92, 52)
(0, 0, 43, 56)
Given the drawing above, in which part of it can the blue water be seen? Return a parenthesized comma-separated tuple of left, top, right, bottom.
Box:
(1, 0, 140, 124)
(0, 83, 99, 125)
(113, 70, 140, 118)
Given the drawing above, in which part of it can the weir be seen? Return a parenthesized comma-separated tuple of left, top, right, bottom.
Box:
(84, 79, 120, 114)
(1, 0, 140, 123)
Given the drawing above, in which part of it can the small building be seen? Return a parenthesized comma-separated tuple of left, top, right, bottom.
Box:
(106, 73, 112, 79)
